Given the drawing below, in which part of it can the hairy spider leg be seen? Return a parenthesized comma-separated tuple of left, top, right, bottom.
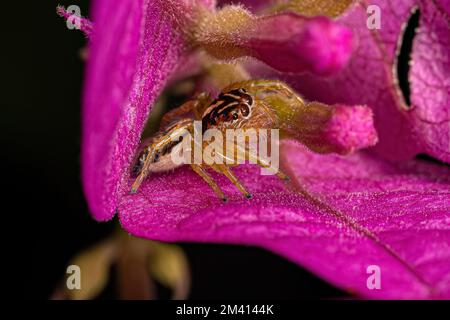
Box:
(222, 79, 304, 105)
(130, 147, 157, 194)
(190, 164, 228, 202)
(130, 121, 195, 194)
(244, 146, 290, 181)
(159, 93, 211, 129)
(212, 163, 253, 199)
(217, 142, 290, 182)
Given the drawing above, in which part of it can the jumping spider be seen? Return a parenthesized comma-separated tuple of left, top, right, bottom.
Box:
(130, 79, 313, 202)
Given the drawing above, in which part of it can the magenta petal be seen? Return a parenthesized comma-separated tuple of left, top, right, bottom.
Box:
(274, 2, 419, 161)
(435, 0, 450, 15)
(118, 142, 450, 299)
(82, 0, 190, 220)
(264, 1, 450, 163)
(410, 0, 450, 163)
(217, 0, 267, 11)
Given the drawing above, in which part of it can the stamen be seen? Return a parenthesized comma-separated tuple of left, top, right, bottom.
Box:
(56, 5, 94, 39)
(268, 0, 355, 18)
(191, 6, 353, 75)
(291, 102, 378, 154)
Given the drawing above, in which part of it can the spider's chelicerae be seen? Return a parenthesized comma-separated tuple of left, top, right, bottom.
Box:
(131, 79, 322, 202)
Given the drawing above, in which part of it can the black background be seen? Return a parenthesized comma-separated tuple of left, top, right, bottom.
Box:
(5, 1, 349, 299)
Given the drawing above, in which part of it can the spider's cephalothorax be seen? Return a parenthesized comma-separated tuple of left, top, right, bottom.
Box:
(202, 88, 253, 131)
(130, 79, 305, 200)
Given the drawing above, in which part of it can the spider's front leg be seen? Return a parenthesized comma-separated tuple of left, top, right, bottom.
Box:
(212, 163, 253, 199)
(130, 143, 158, 194)
(130, 92, 215, 194)
(130, 118, 195, 194)
(207, 140, 289, 200)
(159, 92, 212, 129)
(190, 164, 228, 202)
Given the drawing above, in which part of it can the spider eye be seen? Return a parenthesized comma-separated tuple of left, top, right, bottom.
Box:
(232, 113, 239, 120)
(240, 105, 250, 117)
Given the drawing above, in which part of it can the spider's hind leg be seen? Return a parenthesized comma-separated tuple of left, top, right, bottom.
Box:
(245, 147, 290, 182)
(227, 143, 291, 182)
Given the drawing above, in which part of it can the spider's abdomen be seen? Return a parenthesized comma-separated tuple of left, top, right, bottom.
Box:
(132, 119, 193, 175)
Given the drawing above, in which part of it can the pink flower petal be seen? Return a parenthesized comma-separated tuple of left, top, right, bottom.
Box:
(79, 0, 450, 299)
(435, 0, 450, 15)
(82, 0, 211, 220)
(256, 0, 450, 163)
(119, 142, 450, 299)
(410, 0, 450, 163)
(217, 0, 267, 11)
